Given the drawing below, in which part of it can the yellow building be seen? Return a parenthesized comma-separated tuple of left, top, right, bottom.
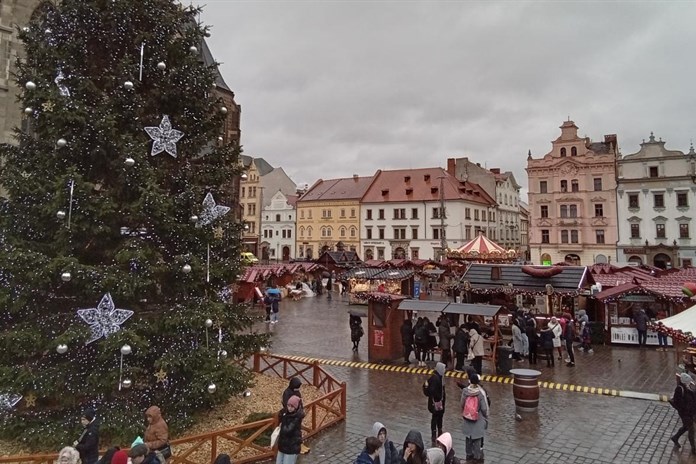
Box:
(239, 156, 274, 256)
(296, 174, 374, 259)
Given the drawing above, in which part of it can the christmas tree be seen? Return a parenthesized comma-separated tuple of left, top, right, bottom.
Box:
(0, 0, 267, 449)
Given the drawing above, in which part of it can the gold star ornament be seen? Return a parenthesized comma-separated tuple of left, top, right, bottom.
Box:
(154, 369, 168, 383)
(24, 393, 37, 408)
(42, 101, 55, 112)
(213, 227, 224, 240)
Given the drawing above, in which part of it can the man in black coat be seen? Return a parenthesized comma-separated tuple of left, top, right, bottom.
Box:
(400, 319, 414, 364)
(74, 408, 99, 464)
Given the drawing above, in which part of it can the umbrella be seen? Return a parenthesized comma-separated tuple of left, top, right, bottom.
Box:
(322, 271, 331, 278)
(266, 288, 281, 295)
(348, 308, 368, 318)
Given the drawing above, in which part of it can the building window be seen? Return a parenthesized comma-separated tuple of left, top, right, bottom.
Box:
(560, 205, 568, 218)
(571, 179, 579, 192)
(540, 181, 547, 194)
(340, 209, 346, 218)
(393, 208, 406, 219)
(366, 209, 372, 220)
(340, 227, 346, 237)
(299, 226, 305, 237)
(649, 166, 659, 178)
(378, 209, 385, 220)
(630, 224, 640, 239)
(594, 178, 602, 191)
(541, 230, 550, 244)
(680, 223, 690, 239)
(433, 228, 443, 240)
(308, 210, 312, 219)
(378, 228, 385, 239)
(350, 227, 357, 238)
(411, 248, 419, 260)
(540, 205, 548, 218)
(465, 226, 472, 240)
(678, 192, 689, 208)
(432, 207, 446, 219)
(571, 230, 579, 243)
(654, 193, 664, 208)
(594, 204, 604, 217)
(474, 210, 480, 221)
(560, 147, 566, 157)
(393, 227, 406, 239)
(560, 180, 568, 192)
(411, 208, 418, 219)
(629, 194, 639, 208)
(596, 230, 605, 244)
(366, 228, 373, 239)
(561, 230, 569, 243)
(656, 224, 666, 238)
(351, 208, 356, 217)
(411, 228, 418, 239)
(275, 214, 281, 222)
(241, 187, 245, 198)
(300, 210, 305, 219)
(571, 146, 577, 156)
(465, 208, 471, 219)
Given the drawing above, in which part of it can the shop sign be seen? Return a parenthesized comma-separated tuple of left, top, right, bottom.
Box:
(413, 281, 421, 298)
(621, 295, 655, 302)
(374, 329, 384, 347)
(364, 241, 385, 245)
(623, 248, 645, 254)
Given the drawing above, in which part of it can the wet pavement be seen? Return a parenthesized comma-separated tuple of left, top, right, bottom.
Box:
(254, 292, 696, 463)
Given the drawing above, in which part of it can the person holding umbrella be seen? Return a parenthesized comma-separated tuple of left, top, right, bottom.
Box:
(266, 285, 282, 324)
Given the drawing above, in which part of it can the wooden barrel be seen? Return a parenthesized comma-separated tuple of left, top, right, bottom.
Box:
(512, 372, 540, 411)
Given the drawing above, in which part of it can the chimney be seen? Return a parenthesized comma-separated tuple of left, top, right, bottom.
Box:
(353, 174, 359, 182)
(447, 158, 456, 176)
(490, 168, 500, 174)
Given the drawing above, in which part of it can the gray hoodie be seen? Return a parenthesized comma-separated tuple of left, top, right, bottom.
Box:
(370, 421, 398, 464)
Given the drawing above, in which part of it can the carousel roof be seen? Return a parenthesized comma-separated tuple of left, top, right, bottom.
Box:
(455, 234, 506, 255)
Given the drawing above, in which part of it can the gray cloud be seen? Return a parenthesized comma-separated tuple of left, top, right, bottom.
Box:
(201, 1, 696, 192)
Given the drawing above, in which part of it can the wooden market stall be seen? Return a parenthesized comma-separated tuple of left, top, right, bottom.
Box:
(343, 267, 415, 305)
(315, 250, 363, 274)
(235, 263, 325, 303)
(362, 293, 409, 363)
(650, 304, 696, 374)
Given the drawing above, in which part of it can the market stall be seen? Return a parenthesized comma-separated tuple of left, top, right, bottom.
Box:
(446, 232, 519, 263)
(235, 263, 325, 303)
(650, 304, 696, 373)
(343, 267, 415, 305)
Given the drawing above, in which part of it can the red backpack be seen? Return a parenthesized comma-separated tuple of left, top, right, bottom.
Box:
(462, 394, 479, 421)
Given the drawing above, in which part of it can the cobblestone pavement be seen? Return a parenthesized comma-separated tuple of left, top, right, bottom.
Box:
(254, 293, 696, 463)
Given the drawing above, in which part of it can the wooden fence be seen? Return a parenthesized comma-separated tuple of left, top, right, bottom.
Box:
(0, 353, 346, 464)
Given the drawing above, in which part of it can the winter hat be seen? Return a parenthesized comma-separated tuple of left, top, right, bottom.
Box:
(82, 408, 95, 421)
(435, 362, 446, 376)
(111, 450, 129, 464)
(426, 447, 445, 464)
(287, 395, 301, 409)
(436, 432, 452, 455)
(680, 373, 693, 385)
(469, 373, 480, 384)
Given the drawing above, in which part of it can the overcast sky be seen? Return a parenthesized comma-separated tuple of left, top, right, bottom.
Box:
(200, 1, 696, 197)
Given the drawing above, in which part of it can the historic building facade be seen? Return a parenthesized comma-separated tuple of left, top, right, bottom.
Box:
(295, 175, 374, 260)
(617, 134, 696, 268)
(527, 120, 619, 265)
(239, 156, 274, 256)
(261, 190, 298, 262)
(360, 167, 496, 261)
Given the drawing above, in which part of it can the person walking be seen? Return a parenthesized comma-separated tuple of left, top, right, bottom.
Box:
(461, 373, 488, 463)
(548, 317, 563, 360)
(400, 319, 414, 365)
(414, 317, 429, 367)
(526, 318, 538, 365)
(671, 372, 696, 452)
(355, 437, 382, 464)
(468, 327, 485, 375)
(539, 323, 556, 367)
(263, 293, 272, 323)
(74, 408, 99, 464)
(270, 288, 281, 324)
(633, 307, 650, 347)
(453, 324, 470, 372)
(326, 273, 333, 301)
(276, 395, 305, 464)
(350, 315, 364, 352)
(564, 313, 576, 367)
(437, 316, 453, 368)
(398, 430, 428, 464)
(657, 309, 669, 351)
(370, 422, 399, 464)
(424, 362, 447, 443)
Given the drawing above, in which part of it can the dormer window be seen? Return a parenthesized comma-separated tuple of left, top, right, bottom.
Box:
(431, 187, 438, 194)
(381, 189, 389, 196)
(404, 176, 411, 183)
(424, 175, 431, 182)
(560, 147, 566, 157)
(406, 188, 413, 195)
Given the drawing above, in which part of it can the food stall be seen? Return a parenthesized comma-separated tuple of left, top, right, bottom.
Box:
(343, 267, 415, 305)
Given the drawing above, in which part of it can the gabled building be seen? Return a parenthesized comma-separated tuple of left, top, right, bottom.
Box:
(527, 120, 619, 265)
(261, 190, 298, 262)
(239, 155, 274, 256)
(617, 134, 695, 268)
(360, 167, 496, 261)
(295, 174, 374, 260)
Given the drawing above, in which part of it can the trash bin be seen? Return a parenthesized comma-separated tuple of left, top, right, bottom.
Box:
(496, 345, 513, 375)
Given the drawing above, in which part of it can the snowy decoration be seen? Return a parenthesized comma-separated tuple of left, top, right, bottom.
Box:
(77, 293, 134, 345)
(196, 193, 230, 227)
(55, 69, 71, 97)
(0, 393, 22, 410)
(144, 115, 184, 158)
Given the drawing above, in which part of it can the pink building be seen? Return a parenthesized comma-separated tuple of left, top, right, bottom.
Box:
(527, 120, 619, 265)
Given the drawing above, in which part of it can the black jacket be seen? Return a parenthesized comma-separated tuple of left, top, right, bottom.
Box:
(453, 327, 469, 354)
(277, 408, 305, 455)
(282, 377, 302, 410)
(75, 419, 99, 464)
(426, 372, 445, 413)
(400, 322, 414, 346)
(398, 429, 427, 463)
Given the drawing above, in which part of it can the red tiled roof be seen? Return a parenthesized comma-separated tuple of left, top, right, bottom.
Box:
(286, 194, 299, 207)
(239, 263, 324, 283)
(594, 283, 640, 301)
(361, 167, 495, 206)
(299, 175, 375, 202)
(364, 259, 388, 268)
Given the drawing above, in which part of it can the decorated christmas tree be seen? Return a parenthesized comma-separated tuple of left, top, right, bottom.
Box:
(0, 0, 267, 448)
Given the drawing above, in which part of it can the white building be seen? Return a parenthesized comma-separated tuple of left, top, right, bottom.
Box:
(617, 133, 696, 268)
(261, 190, 298, 262)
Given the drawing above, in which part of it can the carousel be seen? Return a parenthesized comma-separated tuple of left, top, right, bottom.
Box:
(446, 232, 519, 263)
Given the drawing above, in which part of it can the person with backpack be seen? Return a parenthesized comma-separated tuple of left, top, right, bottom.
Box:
(414, 317, 429, 367)
(460, 373, 488, 463)
(369, 421, 399, 464)
(424, 362, 447, 443)
(453, 324, 469, 372)
(670, 372, 696, 451)
(350, 315, 365, 352)
(434, 432, 460, 464)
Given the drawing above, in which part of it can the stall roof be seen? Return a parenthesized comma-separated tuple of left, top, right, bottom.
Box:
(344, 268, 415, 280)
(343, 267, 385, 279)
(397, 300, 505, 317)
(377, 269, 414, 280)
(423, 269, 446, 275)
(655, 304, 696, 335)
(461, 263, 594, 293)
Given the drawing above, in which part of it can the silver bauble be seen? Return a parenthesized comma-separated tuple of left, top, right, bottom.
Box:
(22, 27, 30, 33)
(61, 272, 71, 282)
(124, 157, 135, 167)
(241, 173, 248, 181)
(189, 215, 198, 223)
(189, 45, 198, 54)
(219, 350, 228, 359)
(25, 81, 36, 91)
(205, 319, 213, 328)
(217, 136, 223, 142)
(24, 107, 33, 115)
(56, 344, 68, 354)
(182, 264, 192, 274)
(157, 61, 166, 70)
(207, 383, 217, 394)
(57, 210, 66, 220)
(220, 107, 228, 114)
(56, 138, 67, 148)
(45, 28, 52, 34)
(121, 379, 132, 389)
(124, 81, 134, 90)
(120, 344, 132, 355)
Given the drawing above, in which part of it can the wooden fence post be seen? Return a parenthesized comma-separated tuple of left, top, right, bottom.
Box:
(341, 381, 347, 417)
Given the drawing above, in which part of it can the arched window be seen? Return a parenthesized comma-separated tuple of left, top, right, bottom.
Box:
(307, 226, 313, 238)
(571, 146, 577, 156)
(299, 226, 305, 237)
(340, 227, 346, 237)
(571, 179, 579, 192)
(350, 227, 357, 237)
(560, 147, 566, 157)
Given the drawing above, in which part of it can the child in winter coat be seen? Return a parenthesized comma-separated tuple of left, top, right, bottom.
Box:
(276, 395, 305, 464)
(370, 422, 399, 464)
(355, 437, 382, 464)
